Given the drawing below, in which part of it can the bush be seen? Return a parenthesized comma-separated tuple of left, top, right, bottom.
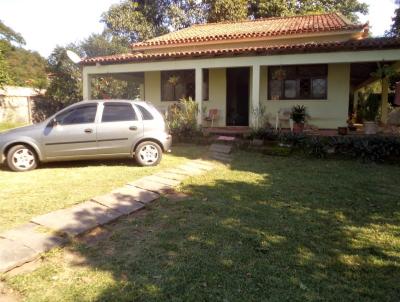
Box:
(166, 97, 199, 137)
(273, 133, 400, 163)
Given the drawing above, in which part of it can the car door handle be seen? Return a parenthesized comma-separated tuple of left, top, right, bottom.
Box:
(129, 126, 138, 131)
(84, 128, 93, 133)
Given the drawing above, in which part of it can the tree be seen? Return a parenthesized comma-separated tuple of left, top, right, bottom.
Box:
(101, 0, 204, 44)
(386, 0, 400, 37)
(101, 0, 368, 44)
(249, 0, 368, 21)
(204, 0, 248, 22)
(0, 20, 47, 89)
(33, 45, 82, 120)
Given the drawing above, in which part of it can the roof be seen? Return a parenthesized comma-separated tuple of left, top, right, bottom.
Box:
(81, 37, 400, 66)
(132, 13, 366, 49)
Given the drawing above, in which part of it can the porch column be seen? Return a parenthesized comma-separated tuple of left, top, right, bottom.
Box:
(195, 67, 203, 126)
(82, 73, 92, 100)
(381, 77, 389, 124)
(251, 64, 261, 128)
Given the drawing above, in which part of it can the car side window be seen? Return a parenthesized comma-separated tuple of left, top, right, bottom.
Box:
(56, 104, 97, 125)
(102, 102, 138, 122)
(136, 104, 154, 120)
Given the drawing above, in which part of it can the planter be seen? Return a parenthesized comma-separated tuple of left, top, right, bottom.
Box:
(338, 127, 348, 135)
(293, 123, 304, 133)
(364, 121, 378, 135)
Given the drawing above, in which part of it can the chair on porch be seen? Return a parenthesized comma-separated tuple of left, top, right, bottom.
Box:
(204, 109, 219, 127)
(275, 108, 294, 132)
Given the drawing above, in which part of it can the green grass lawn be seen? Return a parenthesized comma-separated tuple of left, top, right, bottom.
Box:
(0, 144, 207, 232)
(0, 122, 26, 132)
(4, 150, 400, 301)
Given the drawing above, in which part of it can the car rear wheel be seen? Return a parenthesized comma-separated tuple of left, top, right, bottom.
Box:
(6, 145, 38, 172)
(135, 141, 162, 166)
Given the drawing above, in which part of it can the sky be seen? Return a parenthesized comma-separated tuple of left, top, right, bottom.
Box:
(0, 0, 398, 58)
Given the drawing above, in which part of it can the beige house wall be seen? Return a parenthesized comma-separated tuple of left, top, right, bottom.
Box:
(260, 63, 350, 129)
(143, 64, 349, 129)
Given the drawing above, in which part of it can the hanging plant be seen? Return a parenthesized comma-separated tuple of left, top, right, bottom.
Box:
(272, 67, 287, 81)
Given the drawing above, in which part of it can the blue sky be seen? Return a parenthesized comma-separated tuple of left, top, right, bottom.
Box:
(0, 0, 398, 58)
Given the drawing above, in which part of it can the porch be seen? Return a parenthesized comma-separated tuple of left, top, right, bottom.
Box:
(82, 48, 400, 131)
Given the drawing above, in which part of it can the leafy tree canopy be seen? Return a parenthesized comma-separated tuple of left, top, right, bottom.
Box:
(0, 20, 47, 88)
(386, 0, 400, 37)
(102, 0, 368, 44)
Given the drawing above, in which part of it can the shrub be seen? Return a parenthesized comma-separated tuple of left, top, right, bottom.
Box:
(166, 97, 199, 137)
(362, 93, 381, 121)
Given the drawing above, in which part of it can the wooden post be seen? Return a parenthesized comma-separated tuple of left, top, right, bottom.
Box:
(381, 77, 389, 124)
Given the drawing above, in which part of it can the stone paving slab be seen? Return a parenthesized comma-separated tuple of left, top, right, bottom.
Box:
(143, 175, 182, 187)
(0, 223, 66, 254)
(92, 194, 145, 215)
(31, 201, 122, 237)
(0, 238, 37, 273)
(164, 168, 195, 176)
(154, 171, 188, 181)
(192, 159, 215, 167)
(112, 186, 160, 204)
(210, 143, 232, 154)
(127, 179, 174, 195)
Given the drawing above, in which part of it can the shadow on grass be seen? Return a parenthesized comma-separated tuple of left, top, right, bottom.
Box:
(12, 152, 400, 301)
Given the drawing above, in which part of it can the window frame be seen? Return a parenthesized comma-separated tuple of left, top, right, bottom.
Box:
(268, 64, 328, 101)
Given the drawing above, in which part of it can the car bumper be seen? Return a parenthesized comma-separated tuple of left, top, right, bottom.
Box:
(162, 134, 172, 152)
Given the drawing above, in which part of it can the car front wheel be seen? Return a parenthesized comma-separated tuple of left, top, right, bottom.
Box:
(135, 141, 162, 166)
(6, 145, 38, 172)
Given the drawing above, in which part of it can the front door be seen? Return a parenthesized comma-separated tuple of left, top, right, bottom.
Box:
(226, 67, 250, 126)
(42, 103, 98, 159)
(96, 102, 143, 155)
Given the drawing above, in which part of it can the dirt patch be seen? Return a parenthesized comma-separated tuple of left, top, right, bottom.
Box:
(0, 281, 20, 302)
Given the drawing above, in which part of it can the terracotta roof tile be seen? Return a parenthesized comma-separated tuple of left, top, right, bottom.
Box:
(132, 13, 365, 49)
(81, 38, 400, 65)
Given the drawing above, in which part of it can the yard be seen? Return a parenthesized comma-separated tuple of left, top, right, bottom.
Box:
(2, 147, 399, 301)
(0, 144, 207, 232)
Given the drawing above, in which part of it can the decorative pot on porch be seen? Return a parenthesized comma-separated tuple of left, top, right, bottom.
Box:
(290, 105, 307, 133)
(293, 123, 304, 133)
(364, 121, 378, 135)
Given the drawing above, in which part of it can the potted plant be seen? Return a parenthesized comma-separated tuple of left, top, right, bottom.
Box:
(290, 105, 307, 133)
(362, 93, 381, 134)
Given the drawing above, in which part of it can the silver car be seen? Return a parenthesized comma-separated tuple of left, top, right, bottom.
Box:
(0, 100, 172, 172)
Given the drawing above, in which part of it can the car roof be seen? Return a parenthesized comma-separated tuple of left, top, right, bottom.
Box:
(82, 99, 148, 105)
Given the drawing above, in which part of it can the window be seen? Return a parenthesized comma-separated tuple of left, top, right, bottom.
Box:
(101, 102, 137, 122)
(161, 70, 195, 102)
(268, 64, 328, 100)
(56, 104, 97, 125)
(136, 104, 154, 120)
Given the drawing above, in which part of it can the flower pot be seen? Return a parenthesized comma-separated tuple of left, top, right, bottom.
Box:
(293, 123, 304, 133)
(338, 127, 348, 135)
(364, 121, 378, 135)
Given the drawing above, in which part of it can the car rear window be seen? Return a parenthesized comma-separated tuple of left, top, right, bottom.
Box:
(102, 102, 137, 122)
(136, 104, 154, 120)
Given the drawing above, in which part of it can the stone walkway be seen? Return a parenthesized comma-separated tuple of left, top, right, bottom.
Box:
(0, 159, 215, 274)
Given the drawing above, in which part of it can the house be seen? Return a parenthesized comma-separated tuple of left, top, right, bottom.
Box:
(0, 86, 44, 124)
(80, 13, 400, 130)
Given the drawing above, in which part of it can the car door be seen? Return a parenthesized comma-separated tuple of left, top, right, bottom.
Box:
(96, 102, 143, 155)
(42, 103, 98, 159)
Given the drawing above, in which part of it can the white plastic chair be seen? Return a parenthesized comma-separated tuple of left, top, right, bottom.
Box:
(275, 108, 294, 132)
